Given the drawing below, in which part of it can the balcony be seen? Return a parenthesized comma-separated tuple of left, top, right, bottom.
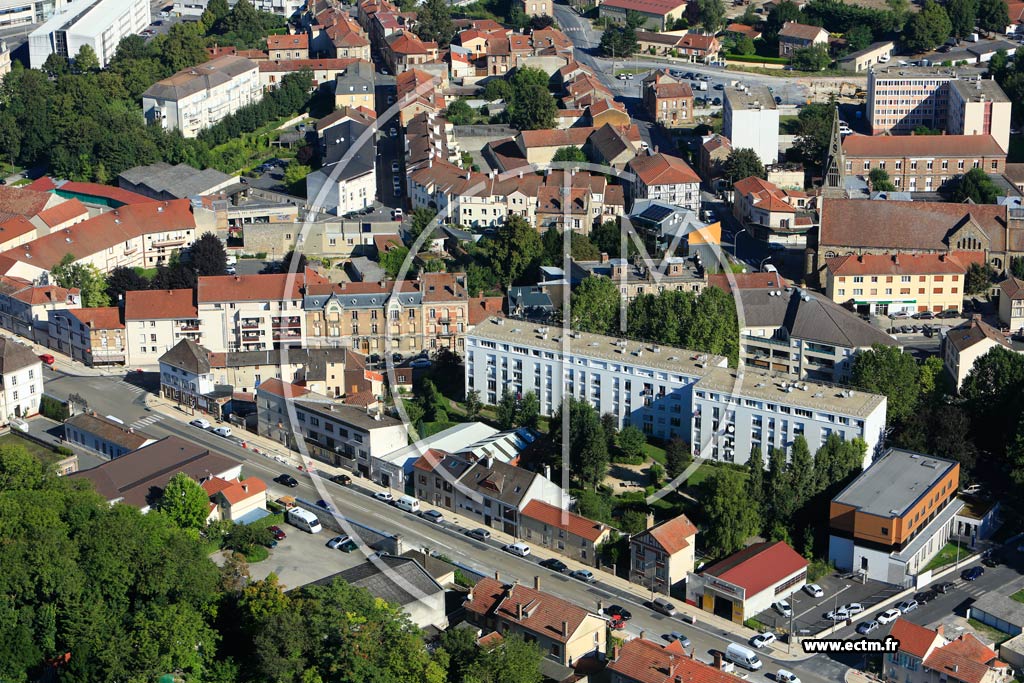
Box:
(241, 319, 261, 330)
(273, 329, 302, 341)
(272, 316, 302, 329)
(179, 322, 200, 332)
(152, 237, 187, 249)
(242, 331, 261, 341)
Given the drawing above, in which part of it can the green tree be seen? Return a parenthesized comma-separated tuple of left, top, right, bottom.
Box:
(415, 0, 455, 46)
(701, 468, 758, 556)
(283, 163, 311, 192)
(481, 214, 543, 285)
(42, 52, 70, 77)
(844, 23, 873, 51)
(575, 488, 613, 522)
(733, 35, 757, 55)
(552, 398, 609, 488)
(190, 231, 228, 276)
(696, 0, 727, 32)
(591, 220, 637, 258)
(465, 633, 544, 683)
(51, 254, 111, 308)
(976, 0, 1009, 31)
(851, 344, 921, 424)
(665, 437, 690, 479)
(955, 167, 999, 204)
(724, 147, 766, 182)
(617, 425, 646, 459)
(747, 444, 765, 506)
(496, 389, 518, 429)
(465, 388, 482, 420)
(766, 0, 805, 36)
(552, 146, 587, 163)
(599, 25, 639, 58)
(203, 0, 230, 24)
(570, 275, 621, 335)
(946, 0, 978, 38)
(625, 9, 649, 28)
(409, 207, 439, 241)
(380, 245, 412, 278)
(517, 391, 540, 430)
(901, 0, 952, 53)
(1006, 418, 1024, 487)
(868, 168, 896, 191)
(74, 44, 100, 73)
(445, 98, 476, 125)
(155, 472, 211, 534)
(788, 435, 814, 509)
(483, 78, 513, 101)
(765, 446, 797, 533)
(791, 44, 831, 71)
(505, 82, 557, 130)
(105, 266, 149, 302)
(792, 101, 835, 168)
(965, 261, 996, 295)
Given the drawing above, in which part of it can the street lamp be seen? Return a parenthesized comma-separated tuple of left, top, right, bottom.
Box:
(758, 256, 773, 272)
(733, 228, 747, 257)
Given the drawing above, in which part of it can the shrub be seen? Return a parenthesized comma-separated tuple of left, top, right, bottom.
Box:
(454, 569, 475, 587)
(40, 395, 69, 421)
(55, 446, 74, 457)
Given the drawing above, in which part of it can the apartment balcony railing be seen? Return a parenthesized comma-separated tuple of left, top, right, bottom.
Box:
(272, 317, 302, 329)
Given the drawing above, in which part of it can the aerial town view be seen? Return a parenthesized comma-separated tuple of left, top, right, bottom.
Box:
(1, 0, 1024, 678)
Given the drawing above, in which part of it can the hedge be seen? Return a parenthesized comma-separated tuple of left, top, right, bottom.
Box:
(725, 53, 790, 64)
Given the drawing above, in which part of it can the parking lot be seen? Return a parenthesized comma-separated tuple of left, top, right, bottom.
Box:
(244, 516, 367, 588)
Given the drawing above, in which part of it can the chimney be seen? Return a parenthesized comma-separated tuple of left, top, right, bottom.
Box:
(517, 603, 524, 620)
(484, 454, 494, 469)
(600, 252, 609, 263)
(936, 625, 945, 637)
(669, 655, 676, 676)
(562, 620, 569, 637)
(646, 512, 655, 529)
(495, 570, 500, 580)
(639, 629, 646, 640)
(242, 483, 248, 492)
(611, 645, 620, 662)
(534, 575, 541, 590)
(713, 652, 723, 669)
(857, 254, 864, 263)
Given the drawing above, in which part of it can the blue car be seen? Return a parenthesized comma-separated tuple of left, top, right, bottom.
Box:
(961, 566, 984, 581)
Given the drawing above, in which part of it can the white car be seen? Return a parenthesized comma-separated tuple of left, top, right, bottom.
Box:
(189, 418, 211, 430)
(844, 603, 865, 615)
(212, 426, 232, 438)
(804, 584, 824, 598)
(750, 632, 776, 648)
(503, 542, 530, 557)
(888, 310, 911, 319)
(826, 608, 850, 621)
(876, 608, 901, 624)
(777, 670, 801, 683)
(373, 491, 394, 503)
(772, 600, 792, 618)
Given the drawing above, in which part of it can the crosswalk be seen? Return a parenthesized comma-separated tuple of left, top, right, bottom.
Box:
(116, 380, 149, 396)
(129, 414, 164, 430)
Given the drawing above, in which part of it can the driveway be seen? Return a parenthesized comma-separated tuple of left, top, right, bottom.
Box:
(751, 574, 905, 636)
(244, 519, 367, 588)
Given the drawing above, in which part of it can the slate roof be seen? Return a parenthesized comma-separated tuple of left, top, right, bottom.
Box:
(143, 55, 257, 101)
(316, 556, 444, 607)
(946, 316, 1011, 353)
(459, 458, 542, 507)
(118, 162, 236, 199)
(64, 412, 154, 451)
(0, 336, 41, 374)
(159, 339, 212, 375)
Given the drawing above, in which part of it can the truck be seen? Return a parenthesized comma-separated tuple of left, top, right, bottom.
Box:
(696, 80, 708, 91)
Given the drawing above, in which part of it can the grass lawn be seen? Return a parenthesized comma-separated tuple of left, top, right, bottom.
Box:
(1012, 589, 1024, 604)
(420, 420, 460, 438)
(968, 618, 1012, 646)
(244, 545, 269, 563)
(644, 443, 666, 465)
(0, 433, 66, 467)
(922, 541, 968, 572)
(684, 461, 748, 489)
(780, 115, 801, 134)
(11, 179, 32, 187)
(133, 267, 158, 280)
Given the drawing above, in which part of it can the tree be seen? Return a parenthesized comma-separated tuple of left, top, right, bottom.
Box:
(792, 102, 835, 168)
(465, 389, 482, 420)
(105, 266, 148, 303)
(42, 52, 70, 77)
(976, 0, 1009, 31)
(505, 82, 557, 131)
(591, 220, 637, 259)
(701, 468, 758, 556)
(552, 146, 587, 163)
(1007, 418, 1024, 487)
(481, 214, 543, 285)
(946, 0, 978, 39)
(696, 0, 727, 32)
(665, 437, 690, 479)
(901, 0, 952, 53)
(280, 249, 308, 273)
(765, 447, 797, 532)
(724, 148, 766, 182)
(496, 389, 518, 429)
(283, 163, 311, 192)
(530, 14, 555, 29)
(617, 425, 646, 459)
(51, 254, 111, 308)
(203, 0, 231, 24)
(851, 344, 921, 424)
(517, 391, 540, 430)
(747, 444, 765, 505)
(190, 231, 228, 276)
(465, 633, 544, 683)
(415, 0, 455, 46)
(74, 44, 100, 73)
(965, 261, 996, 295)
(788, 435, 814, 509)
(955, 167, 999, 204)
(844, 24, 873, 51)
(868, 168, 896, 191)
(734, 35, 757, 55)
(380, 245, 412, 279)
(599, 25, 639, 59)
(766, 0, 805, 36)
(552, 398, 609, 488)
(570, 275, 621, 335)
(791, 44, 831, 71)
(445, 98, 476, 125)
(409, 207, 439, 241)
(156, 472, 211, 534)
(483, 78, 513, 101)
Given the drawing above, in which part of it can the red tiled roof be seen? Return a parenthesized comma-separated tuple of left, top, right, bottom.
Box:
(645, 513, 698, 554)
(826, 252, 975, 277)
(608, 638, 747, 683)
(519, 127, 595, 148)
(779, 21, 828, 41)
(7, 281, 79, 305)
(124, 289, 197, 320)
(0, 186, 53, 219)
(0, 216, 37, 243)
(468, 295, 503, 325)
(600, 0, 687, 15)
(411, 448, 450, 472)
(256, 378, 311, 399)
(522, 500, 608, 542)
(703, 541, 807, 596)
(267, 33, 309, 50)
(726, 23, 761, 38)
(50, 180, 155, 205)
(629, 153, 700, 186)
(387, 30, 431, 54)
(197, 272, 309, 302)
(202, 476, 268, 505)
(464, 576, 596, 643)
(842, 134, 1006, 157)
(68, 306, 123, 330)
(890, 618, 941, 659)
(36, 198, 88, 228)
(1009, 0, 1024, 22)
(259, 58, 358, 73)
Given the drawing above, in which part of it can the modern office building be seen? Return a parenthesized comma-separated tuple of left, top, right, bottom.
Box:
(28, 0, 150, 68)
(142, 55, 262, 138)
(723, 85, 779, 168)
(0, 0, 66, 27)
(465, 317, 728, 441)
(690, 366, 888, 464)
(828, 448, 962, 584)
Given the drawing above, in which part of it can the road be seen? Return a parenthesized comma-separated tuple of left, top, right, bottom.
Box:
(44, 366, 843, 683)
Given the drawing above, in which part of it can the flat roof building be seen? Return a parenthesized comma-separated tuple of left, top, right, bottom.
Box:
(28, 0, 150, 68)
(723, 86, 779, 168)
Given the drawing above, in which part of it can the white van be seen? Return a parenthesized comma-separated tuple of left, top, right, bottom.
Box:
(287, 507, 323, 534)
(725, 643, 763, 671)
(395, 495, 420, 513)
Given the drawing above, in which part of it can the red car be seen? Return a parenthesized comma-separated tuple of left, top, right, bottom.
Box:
(39, 354, 55, 366)
(268, 525, 286, 541)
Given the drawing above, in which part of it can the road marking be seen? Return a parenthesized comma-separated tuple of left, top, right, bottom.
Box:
(130, 414, 164, 428)
(795, 583, 852, 620)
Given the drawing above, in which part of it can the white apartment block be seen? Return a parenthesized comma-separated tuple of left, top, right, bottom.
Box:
(123, 288, 201, 368)
(0, 0, 65, 28)
(0, 338, 42, 423)
(722, 86, 780, 167)
(28, 0, 150, 68)
(196, 273, 308, 353)
(465, 317, 727, 442)
(142, 55, 262, 139)
(691, 366, 887, 466)
(867, 68, 1011, 150)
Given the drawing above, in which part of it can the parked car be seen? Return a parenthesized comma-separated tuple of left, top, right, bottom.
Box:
(467, 528, 491, 541)
(539, 557, 568, 572)
(570, 569, 596, 583)
(392, 208, 403, 220)
(804, 584, 824, 598)
(650, 597, 677, 616)
(391, 161, 399, 172)
(712, 97, 722, 106)
(912, 310, 935, 320)
(606, 604, 632, 621)
(856, 620, 880, 635)
(888, 310, 911, 319)
(914, 590, 938, 604)
(190, 418, 212, 430)
(268, 525, 287, 541)
(777, 670, 801, 683)
(772, 600, 792, 618)
(421, 509, 444, 523)
(937, 309, 960, 319)
(410, 358, 432, 368)
(876, 608, 901, 624)
(750, 632, 776, 649)
(326, 535, 350, 549)
(896, 599, 919, 613)
(330, 473, 352, 486)
(826, 608, 850, 621)
(961, 566, 984, 581)
(667, 631, 692, 648)
(503, 542, 531, 557)
(935, 581, 956, 593)
(274, 473, 299, 488)
(39, 353, 55, 366)
(714, 83, 724, 89)
(373, 491, 394, 503)
(212, 426, 232, 438)
(844, 603, 865, 615)
(315, 499, 334, 512)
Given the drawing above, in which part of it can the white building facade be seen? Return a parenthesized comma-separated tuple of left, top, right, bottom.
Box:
(28, 0, 150, 68)
(722, 86, 780, 167)
(465, 317, 727, 442)
(0, 0, 66, 28)
(0, 339, 43, 423)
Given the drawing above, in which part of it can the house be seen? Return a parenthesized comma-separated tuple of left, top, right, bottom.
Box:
(725, 22, 761, 41)
(642, 70, 694, 128)
(36, 199, 89, 232)
(518, 0, 551, 16)
(464, 575, 607, 668)
(598, 0, 689, 31)
(687, 541, 807, 623)
(732, 175, 815, 246)
(316, 556, 448, 629)
(825, 252, 972, 317)
(634, 31, 720, 62)
(829, 448, 962, 584)
(158, 338, 224, 415)
(777, 21, 829, 57)
(1000, 275, 1024, 333)
(884, 619, 1014, 683)
(71, 435, 242, 510)
(202, 476, 269, 523)
(267, 33, 309, 60)
(626, 152, 701, 213)
(722, 86, 779, 167)
(123, 288, 200, 368)
(63, 412, 156, 459)
(508, 286, 555, 319)
(118, 162, 239, 200)
(700, 134, 732, 189)
(383, 30, 439, 75)
(378, 421, 499, 491)
(258, 57, 360, 90)
(305, 116, 376, 215)
(628, 513, 698, 596)
(395, 68, 445, 125)
(521, 500, 612, 567)
(332, 59, 375, 111)
(0, 277, 80, 344)
(608, 637, 748, 683)
(0, 336, 42, 423)
(838, 41, 894, 72)
(48, 306, 126, 367)
(944, 316, 1013, 392)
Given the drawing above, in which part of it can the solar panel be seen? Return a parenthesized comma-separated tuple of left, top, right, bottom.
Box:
(638, 205, 673, 222)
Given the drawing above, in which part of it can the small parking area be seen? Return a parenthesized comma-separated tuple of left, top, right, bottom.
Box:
(751, 574, 905, 635)
(245, 520, 366, 587)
